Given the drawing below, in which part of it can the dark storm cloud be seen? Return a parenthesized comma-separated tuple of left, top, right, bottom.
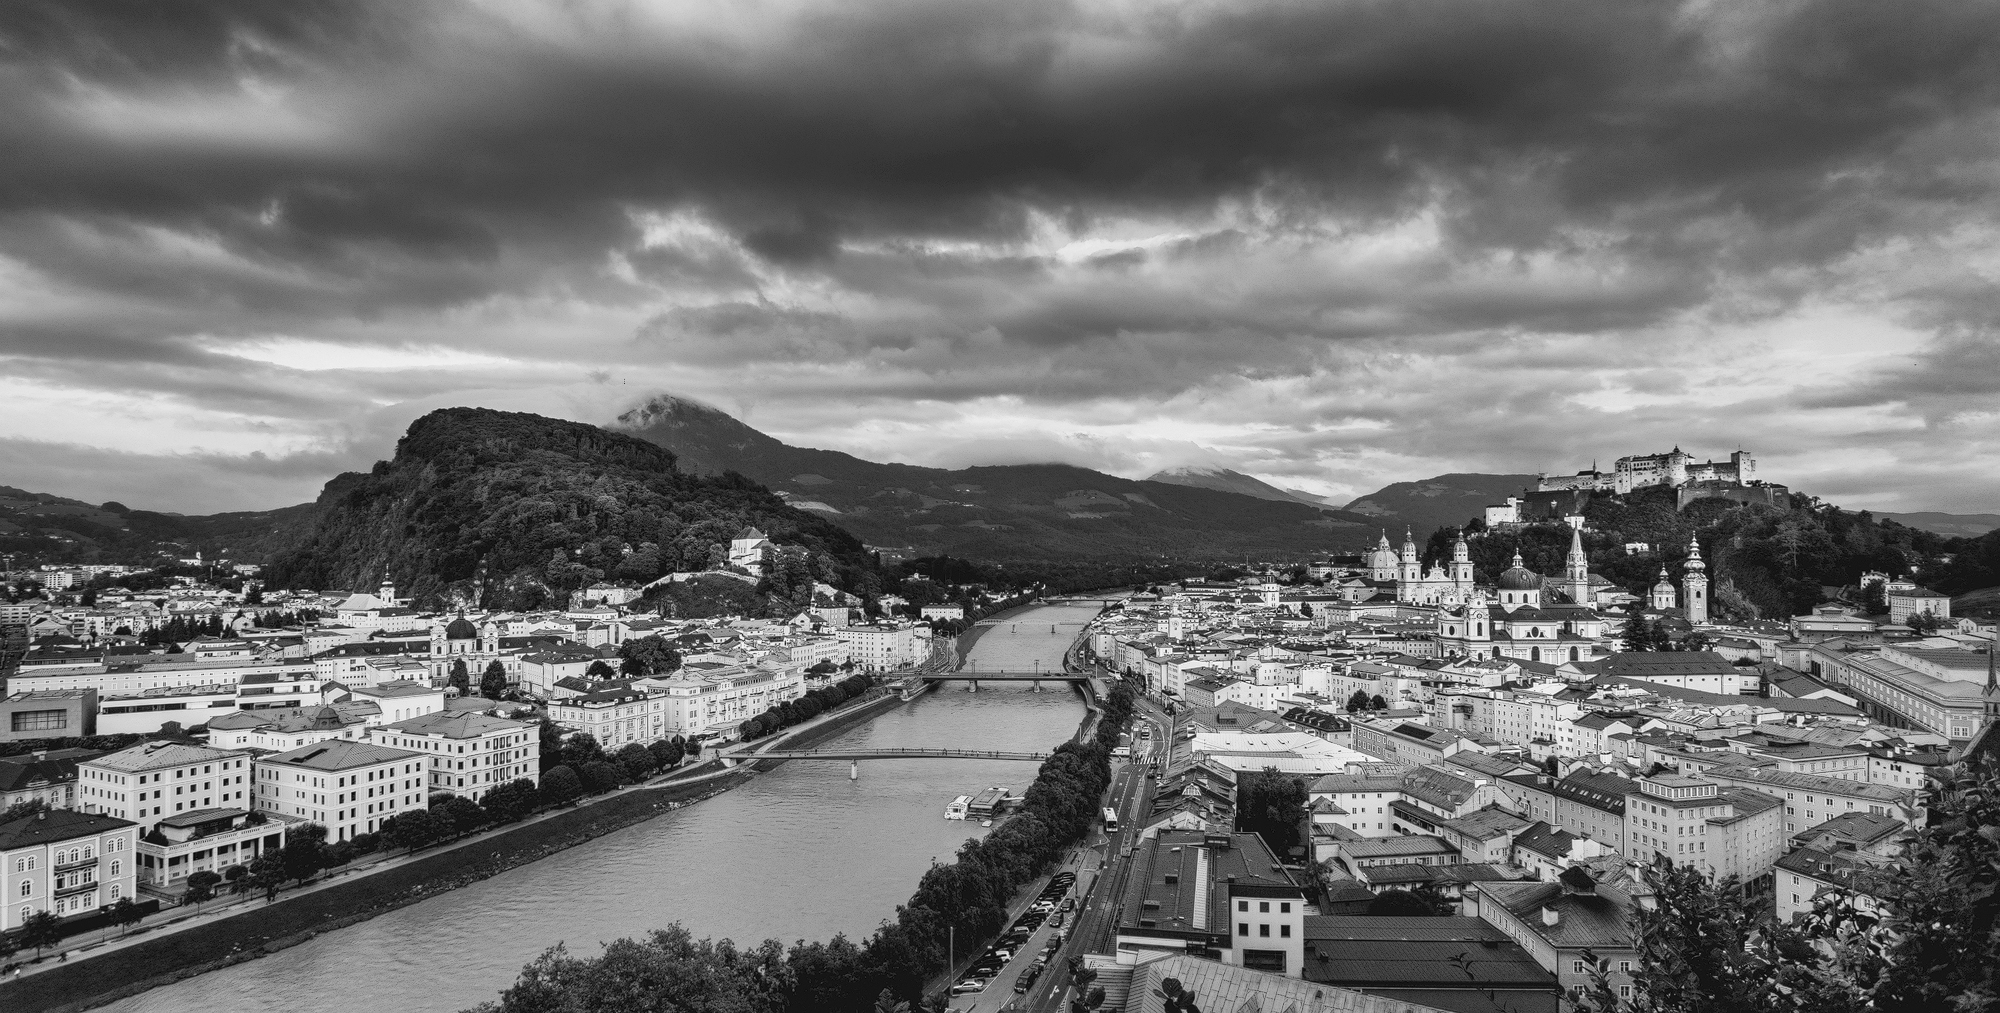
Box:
(3, 0, 1998, 511)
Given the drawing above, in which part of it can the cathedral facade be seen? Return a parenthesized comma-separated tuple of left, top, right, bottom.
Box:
(1365, 530, 1477, 607)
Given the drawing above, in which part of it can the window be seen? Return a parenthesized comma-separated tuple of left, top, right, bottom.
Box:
(1280, 902, 1291, 914)
(1238, 923, 1249, 936)
(1258, 924, 1270, 937)
(1573, 960, 1587, 974)
(1238, 900, 1248, 912)
(1259, 902, 1270, 913)
(1620, 961, 1632, 973)
(1280, 924, 1291, 938)
(19, 881, 29, 898)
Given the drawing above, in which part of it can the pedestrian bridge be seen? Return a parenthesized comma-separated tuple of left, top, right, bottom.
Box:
(920, 670, 1090, 682)
(750, 747, 1052, 762)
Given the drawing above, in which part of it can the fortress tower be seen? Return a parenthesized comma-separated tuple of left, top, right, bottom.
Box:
(1682, 535, 1709, 624)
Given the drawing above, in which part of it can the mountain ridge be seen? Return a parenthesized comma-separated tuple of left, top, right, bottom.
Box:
(613, 395, 1379, 559)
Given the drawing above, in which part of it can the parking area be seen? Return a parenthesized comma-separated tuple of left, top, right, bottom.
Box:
(944, 866, 1090, 1012)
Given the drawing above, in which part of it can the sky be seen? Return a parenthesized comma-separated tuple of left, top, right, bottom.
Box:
(3, 0, 1999, 516)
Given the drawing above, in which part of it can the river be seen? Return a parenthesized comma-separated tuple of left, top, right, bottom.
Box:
(105, 601, 1103, 1013)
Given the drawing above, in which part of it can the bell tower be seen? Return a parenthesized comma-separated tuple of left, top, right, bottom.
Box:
(1451, 533, 1473, 588)
(1399, 529, 1421, 585)
(1564, 527, 1591, 605)
(1681, 535, 1709, 624)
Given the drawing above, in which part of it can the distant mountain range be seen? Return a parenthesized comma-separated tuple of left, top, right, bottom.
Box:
(1144, 466, 1329, 506)
(0, 485, 313, 565)
(1340, 473, 1541, 538)
(614, 396, 1379, 559)
(1878, 512, 2000, 538)
(9, 398, 1994, 578)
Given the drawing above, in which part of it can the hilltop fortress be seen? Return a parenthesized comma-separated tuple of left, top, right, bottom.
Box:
(1488, 447, 1791, 524)
(1537, 447, 1759, 495)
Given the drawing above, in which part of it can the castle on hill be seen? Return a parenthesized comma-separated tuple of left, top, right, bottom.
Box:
(1537, 447, 1757, 494)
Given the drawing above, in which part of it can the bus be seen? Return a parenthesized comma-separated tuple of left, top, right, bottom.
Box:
(1102, 807, 1120, 832)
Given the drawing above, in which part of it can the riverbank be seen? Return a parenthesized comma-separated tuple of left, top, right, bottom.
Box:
(0, 764, 757, 1013)
(0, 677, 932, 1013)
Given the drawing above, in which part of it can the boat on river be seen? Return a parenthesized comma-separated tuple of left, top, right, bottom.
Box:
(944, 794, 972, 819)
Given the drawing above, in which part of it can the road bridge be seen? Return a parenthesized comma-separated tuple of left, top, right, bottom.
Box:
(749, 747, 1052, 762)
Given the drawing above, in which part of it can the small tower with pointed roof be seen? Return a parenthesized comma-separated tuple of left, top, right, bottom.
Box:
(1563, 526, 1592, 605)
(1451, 532, 1473, 588)
(1682, 535, 1709, 624)
(1399, 528, 1421, 585)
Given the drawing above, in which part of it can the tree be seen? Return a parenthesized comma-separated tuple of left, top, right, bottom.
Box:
(1859, 579, 1888, 615)
(541, 764, 585, 807)
(559, 733, 605, 771)
(384, 809, 440, 852)
(20, 910, 63, 956)
(1908, 610, 1943, 635)
(1234, 767, 1309, 861)
(247, 852, 287, 901)
(1621, 612, 1654, 653)
(585, 659, 616, 680)
(3, 797, 50, 821)
(1365, 884, 1454, 917)
(539, 717, 564, 773)
(184, 869, 221, 907)
(581, 760, 626, 794)
(481, 778, 539, 825)
(435, 795, 486, 839)
(1345, 690, 1369, 714)
(282, 823, 330, 885)
(648, 737, 684, 770)
(110, 896, 144, 936)
(617, 635, 682, 676)
(616, 742, 655, 782)
(224, 863, 249, 897)
(449, 658, 471, 696)
(480, 660, 508, 699)
(1368, 694, 1387, 711)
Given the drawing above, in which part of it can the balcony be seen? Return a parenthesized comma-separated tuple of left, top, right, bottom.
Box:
(54, 853, 98, 872)
(55, 876, 98, 897)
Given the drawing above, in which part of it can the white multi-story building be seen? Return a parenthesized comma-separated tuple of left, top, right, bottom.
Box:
(78, 741, 282, 891)
(548, 686, 667, 749)
(1, 809, 140, 931)
(368, 712, 537, 801)
(255, 740, 427, 841)
(835, 622, 927, 673)
(79, 742, 256, 831)
(647, 666, 806, 739)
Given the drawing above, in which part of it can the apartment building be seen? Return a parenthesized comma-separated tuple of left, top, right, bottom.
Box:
(369, 711, 537, 801)
(0, 809, 140, 931)
(255, 740, 427, 841)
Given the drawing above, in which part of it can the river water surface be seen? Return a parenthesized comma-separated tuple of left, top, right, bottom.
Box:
(107, 601, 1101, 1013)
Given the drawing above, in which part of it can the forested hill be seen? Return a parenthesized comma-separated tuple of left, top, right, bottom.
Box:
(262, 408, 877, 610)
(1414, 485, 2000, 621)
(614, 395, 1380, 560)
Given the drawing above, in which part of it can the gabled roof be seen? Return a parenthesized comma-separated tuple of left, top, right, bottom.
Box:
(0, 809, 136, 849)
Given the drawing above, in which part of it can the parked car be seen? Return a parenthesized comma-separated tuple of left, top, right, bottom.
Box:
(951, 980, 987, 995)
(1049, 912, 1065, 928)
(1014, 966, 1042, 993)
(1061, 896, 1076, 912)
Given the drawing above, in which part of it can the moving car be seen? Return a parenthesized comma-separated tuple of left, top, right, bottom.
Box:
(1014, 966, 1042, 993)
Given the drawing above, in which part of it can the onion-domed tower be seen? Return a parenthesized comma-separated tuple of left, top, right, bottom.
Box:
(1682, 536, 1709, 624)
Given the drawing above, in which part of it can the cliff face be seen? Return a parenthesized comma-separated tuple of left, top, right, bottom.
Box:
(263, 407, 870, 609)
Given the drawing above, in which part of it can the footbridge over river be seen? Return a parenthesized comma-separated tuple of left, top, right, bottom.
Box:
(748, 747, 1053, 762)
(920, 670, 1088, 683)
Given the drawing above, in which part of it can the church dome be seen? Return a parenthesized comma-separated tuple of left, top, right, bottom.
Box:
(1496, 552, 1541, 590)
(444, 616, 479, 640)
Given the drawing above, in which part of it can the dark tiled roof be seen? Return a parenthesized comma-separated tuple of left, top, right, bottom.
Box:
(0, 809, 136, 849)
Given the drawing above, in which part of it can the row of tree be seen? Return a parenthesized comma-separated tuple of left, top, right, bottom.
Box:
(472, 682, 1139, 1012)
(737, 674, 876, 741)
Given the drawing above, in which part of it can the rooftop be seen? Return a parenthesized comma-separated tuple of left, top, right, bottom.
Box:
(0, 809, 138, 850)
(264, 739, 420, 771)
(86, 740, 248, 773)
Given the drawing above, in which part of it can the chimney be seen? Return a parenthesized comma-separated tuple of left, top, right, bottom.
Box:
(1541, 906, 1559, 926)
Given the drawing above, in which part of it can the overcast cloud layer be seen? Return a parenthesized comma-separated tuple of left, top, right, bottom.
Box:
(3, 0, 1998, 514)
